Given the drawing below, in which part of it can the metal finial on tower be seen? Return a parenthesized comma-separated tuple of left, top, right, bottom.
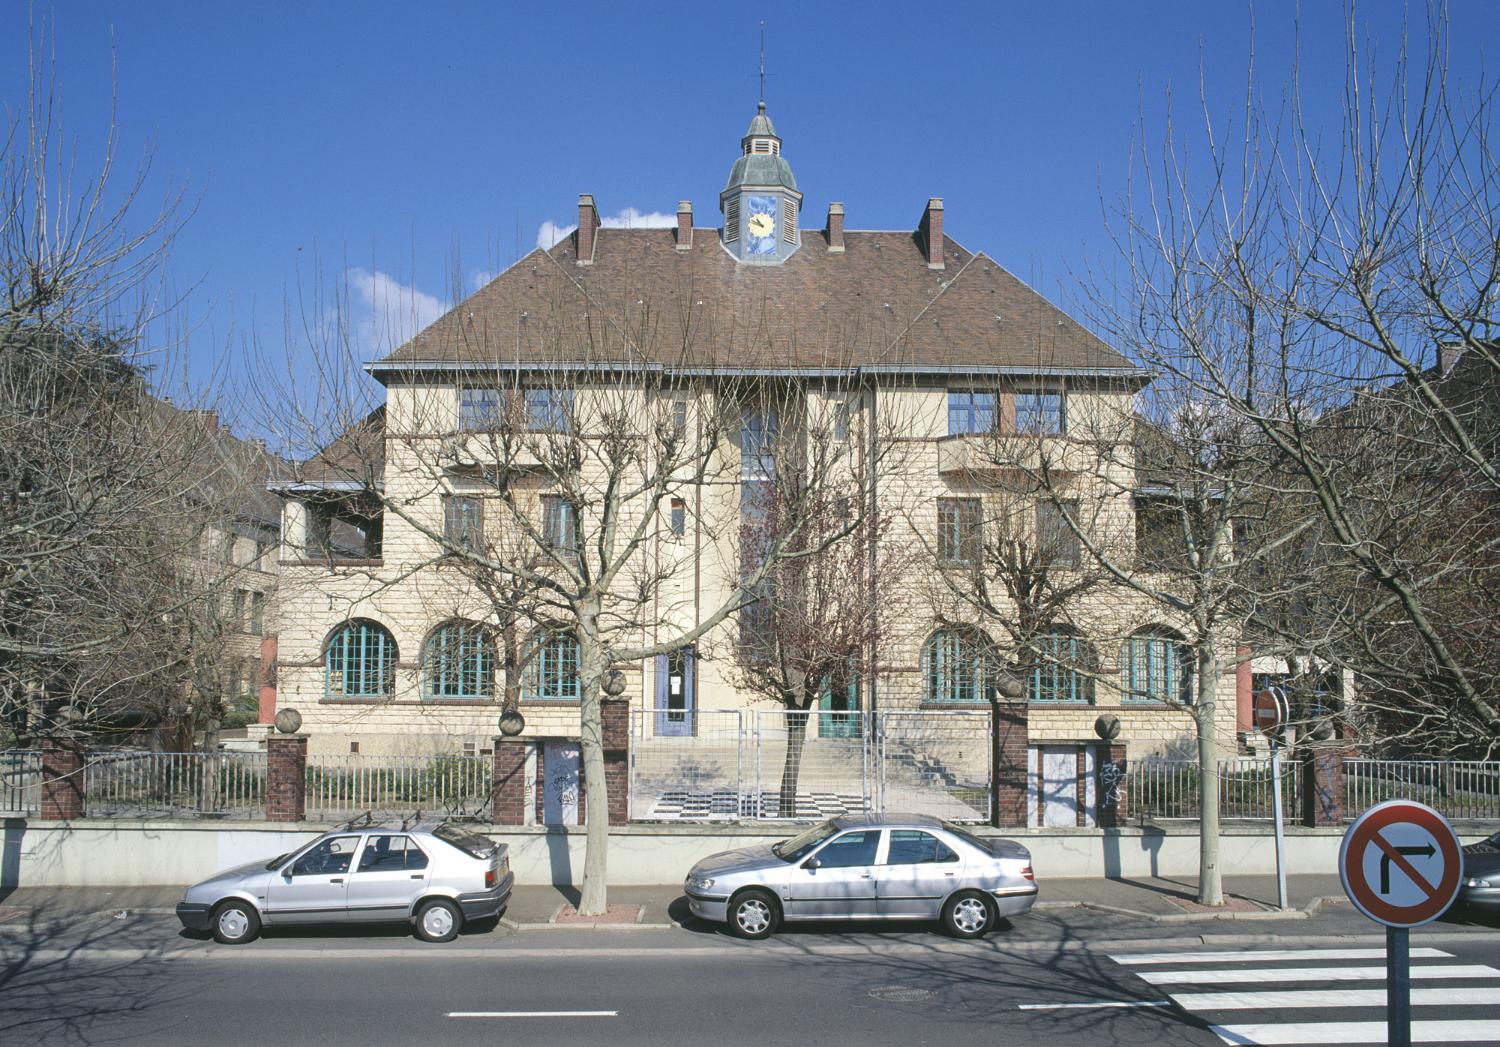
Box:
(758, 20, 766, 108)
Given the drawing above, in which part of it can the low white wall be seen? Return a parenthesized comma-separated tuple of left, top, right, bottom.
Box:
(3, 817, 1369, 888)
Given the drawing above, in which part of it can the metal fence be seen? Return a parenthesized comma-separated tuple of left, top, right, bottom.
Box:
(84, 751, 267, 819)
(305, 754, 492, 821)
(629, 707, 991, 823)
(1126, 757, 1302, 822)
(1345, 760, 1500, 821)
(1, 749, 40, 815)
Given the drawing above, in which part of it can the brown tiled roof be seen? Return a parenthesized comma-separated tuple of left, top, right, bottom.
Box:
(276, 407, 387, 487)
(373, 228, 1140, 377)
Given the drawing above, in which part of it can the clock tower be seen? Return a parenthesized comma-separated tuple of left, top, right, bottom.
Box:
(720, 103, 803, 264)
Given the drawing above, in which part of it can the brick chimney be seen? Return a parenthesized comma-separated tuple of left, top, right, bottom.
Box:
(576, 193, 602, 265)
(826, 202, 845, 253)
(676, 200, 693, 251)
(919, 197, 945, 269)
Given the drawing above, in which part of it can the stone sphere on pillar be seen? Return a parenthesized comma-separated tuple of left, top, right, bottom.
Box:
(603, 669, 627, 697)
(498, 710, 526, 736)
(1094, 714, 1122, 741)
(273, 708, 303, 734)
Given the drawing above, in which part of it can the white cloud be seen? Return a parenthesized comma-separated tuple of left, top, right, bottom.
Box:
(468, 268, 498, 293)
(535, 206, 678, 249)
(343, 267, 449, 357)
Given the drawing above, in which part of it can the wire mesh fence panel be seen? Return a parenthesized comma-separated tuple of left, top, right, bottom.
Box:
(0, 750, 40, 815)
(628, 709, 745, 820)
(1344, 760, 1500, 821)
(875, 710, 991, 822)
(305, 754, 492, 821)
(750, 709, 871, 820)
(84, 751, 267, 819)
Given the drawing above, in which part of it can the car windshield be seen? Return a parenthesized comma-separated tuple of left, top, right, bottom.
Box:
(263, 852, 289, 871)
(773, 821, 839, 862)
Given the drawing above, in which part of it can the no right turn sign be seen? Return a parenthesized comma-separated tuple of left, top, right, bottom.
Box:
(1338, 800, 1463, 928)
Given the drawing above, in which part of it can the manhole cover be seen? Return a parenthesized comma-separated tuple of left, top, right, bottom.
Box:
(868, 986, 935, 1003)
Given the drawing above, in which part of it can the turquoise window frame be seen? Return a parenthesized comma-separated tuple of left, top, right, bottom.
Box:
(922, 629, 988, 704)
(423, 622, 494, 700)
(1121, 631, 1192, 704)
(525, 631, 581, 702)
(325, 620, 398, 698)
(1029, 630, 1093, 704)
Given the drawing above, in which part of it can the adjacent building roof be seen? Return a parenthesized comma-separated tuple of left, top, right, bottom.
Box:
(371, 227, 1143, 380)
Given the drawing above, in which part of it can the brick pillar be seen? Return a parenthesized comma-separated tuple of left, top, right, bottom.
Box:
(990, 700, 1029, 828)
(1235, 645, 1253, 735)
(492, 737, 528, 825)
(1301, 746, 1344, 827)
(1098, 743, 1128, 827)
(39, 738, 85, 820)
(258, 635, 278, 724)
(266, 734, 308, 822)
(600, 697, 630, 825)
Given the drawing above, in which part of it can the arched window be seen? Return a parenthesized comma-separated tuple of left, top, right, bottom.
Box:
(523, 629, 581, 702)
(422, 621, 494, 700)
(1028, 627, 1096, 704)
(921, 628, 991, 705)
(1121, 627, 1194, 704)
(324, 620, 398, 698)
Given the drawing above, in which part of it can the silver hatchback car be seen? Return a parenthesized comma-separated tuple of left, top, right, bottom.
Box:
(685, 814, 1036, 939)
(175, 822, 513, 945)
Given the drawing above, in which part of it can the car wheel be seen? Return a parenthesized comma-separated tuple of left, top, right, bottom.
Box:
(728, 889, 780, 940)
(415, 898, 462, 943)
(212, 901, 261, 945)
(942, 890, 994, 940)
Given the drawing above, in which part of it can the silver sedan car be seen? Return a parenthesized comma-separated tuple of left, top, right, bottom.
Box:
(175, 822, 513, 945)
(684, 814, 1037, 939)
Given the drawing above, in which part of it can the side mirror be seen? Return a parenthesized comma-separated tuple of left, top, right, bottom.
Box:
(802, 857, 822, 870)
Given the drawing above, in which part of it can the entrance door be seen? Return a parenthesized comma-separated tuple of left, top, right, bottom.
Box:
(1040, 747, 1079, 827)
(654, 647, 696, 736)
(543, 741, 581, 825)
(819, 675, 861, 739)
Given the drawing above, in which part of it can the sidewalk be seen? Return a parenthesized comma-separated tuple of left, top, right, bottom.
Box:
(0, 874, 1378, 929)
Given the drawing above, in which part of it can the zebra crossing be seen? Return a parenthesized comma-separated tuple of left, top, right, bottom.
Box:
(1107, 945, 1500, 1045)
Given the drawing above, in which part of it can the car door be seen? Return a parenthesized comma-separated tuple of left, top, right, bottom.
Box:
(877, 829, 963, 918)
(785, 829, 883, 918)
(345, 835, 432, 922)
(265, 834, 361, 924)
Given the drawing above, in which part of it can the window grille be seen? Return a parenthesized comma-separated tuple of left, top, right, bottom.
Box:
(1029, 629, 1094, 703)
(525, 630, 581, 701)
(423, 622, 494, 700)
(725, 199, 740, 242)
(444, 495, 484, 553)
(937, 498, 982, 565)
(325, 620, 398, 698)
(922, 629, 990, 704)
(1121, 629, 1193, 703)
(783, 198, 798, 243)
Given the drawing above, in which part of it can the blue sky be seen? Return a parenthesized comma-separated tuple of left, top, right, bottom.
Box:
(5, 1, 1496, 440)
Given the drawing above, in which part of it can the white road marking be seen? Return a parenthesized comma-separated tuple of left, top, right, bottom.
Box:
(1138, 963, 1498, 985)
(446, 1011, 618, 1018)
(1111, 947, 1452, 966)
(1208, 1019, 1500, 1044)
(1018, 1000, 1173, 1010)
(1173, 986, 1500, 1010)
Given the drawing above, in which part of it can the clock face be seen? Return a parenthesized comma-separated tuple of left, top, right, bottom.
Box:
(746, 195, 778, 256)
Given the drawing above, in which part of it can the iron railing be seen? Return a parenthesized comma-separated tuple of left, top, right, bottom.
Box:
(1126, 757, 1302, 821)
(1344, 759, 1500, 821)
(305, 754, 491, 821)
(1, 749, 40, 815)
(84, 751, 268, 819)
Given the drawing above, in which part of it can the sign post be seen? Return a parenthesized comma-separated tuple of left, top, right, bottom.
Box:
(1253, 687, 1289, 910)
(1338, 800, 1463, 1047)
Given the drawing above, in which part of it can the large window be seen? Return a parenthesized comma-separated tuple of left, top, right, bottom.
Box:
(423, 621, 495, 700)
(1028, 628, 1095, 704)
(937, 498, 982, 565)
(459, 387, 505, 430)
(325, 620, 398, 698)
(1121, 628, 1193, 704)
(524, 630, 581, 702)
(444, 495, 484, 553)
(525, 388, 573, 433)
(741, 408, 778, 479)
(1015, 391, 1065, 434)
(1036, 499, 1079, 568)
(922, 628, 991, 704)
(947, 390, 996, 436)
(542, 496, 577, 555)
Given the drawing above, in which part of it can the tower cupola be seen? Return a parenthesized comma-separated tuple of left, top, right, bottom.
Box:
(720, 103, 803, 264)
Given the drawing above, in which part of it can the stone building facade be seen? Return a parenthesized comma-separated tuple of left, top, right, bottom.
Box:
(269, 106, 1244, 787)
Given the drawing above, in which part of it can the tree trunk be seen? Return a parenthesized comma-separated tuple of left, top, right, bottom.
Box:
(576, 623, 610, 916)
(778, 709, 810, 818)
(1196, 640, 1223, 906)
